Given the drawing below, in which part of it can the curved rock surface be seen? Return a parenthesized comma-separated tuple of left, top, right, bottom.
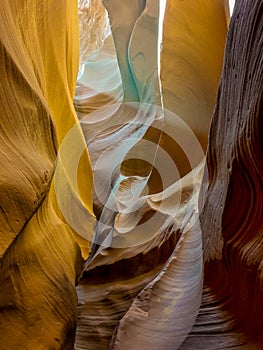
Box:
(161, 0, 229, 150)
(198, 0, 263, 347)
(75, 0, 263, 349)
(0, 0, 94, 348)
(1, 0, 263, 349)
(74, 0, 227, 349)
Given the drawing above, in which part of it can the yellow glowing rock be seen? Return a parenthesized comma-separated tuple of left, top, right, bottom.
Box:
(0, 186, 83, 349)
(0, 0, 95, 348)
(0, 0, 95, 258)
(161, 0, 229, 150)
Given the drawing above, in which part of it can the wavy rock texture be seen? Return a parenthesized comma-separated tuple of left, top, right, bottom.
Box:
(161, 0, 229, 150)
(75, 161, 204, 350)
(195, 0, 263, 348)
(0, 0, 94, 348)
(78, 0, 110, 75)
(74, 0, 227, 349)
(1, 0, 263, 349)
(75, 34, 123, 115)
(75, 0, 263, 349)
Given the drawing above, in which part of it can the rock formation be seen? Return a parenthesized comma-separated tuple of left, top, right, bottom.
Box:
(0, 1, 94, 349)
(0, 0, 262, 349)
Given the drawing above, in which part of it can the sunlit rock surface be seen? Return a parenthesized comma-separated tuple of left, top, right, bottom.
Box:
(0, 0, 262, 349)
(0, 0, 94, 348)
(75, 0, 263, 349)
(161, 0, 229, 151)
(78, 0, 110, 75)
(74, 0, 230, 349)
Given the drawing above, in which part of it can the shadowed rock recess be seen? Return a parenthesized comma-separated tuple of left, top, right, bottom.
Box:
(0, 0, 262, 349)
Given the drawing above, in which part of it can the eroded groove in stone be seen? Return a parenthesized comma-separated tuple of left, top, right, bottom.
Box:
(74, 0, 228, 349)
(198, 0, 263, 347)
(0, 0, 95, 348)
(3, 0, 261, 348)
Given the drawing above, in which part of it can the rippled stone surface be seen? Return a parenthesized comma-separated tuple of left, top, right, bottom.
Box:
(0, 1, 94, 348)
(74, 0, 227, 349)
(1, 0, 262, 349)
(197, 1, 263, 347)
